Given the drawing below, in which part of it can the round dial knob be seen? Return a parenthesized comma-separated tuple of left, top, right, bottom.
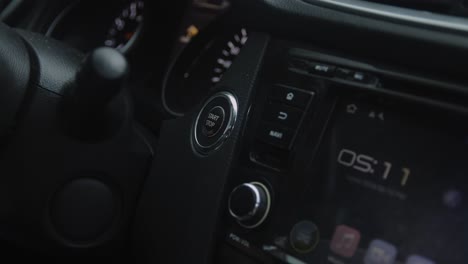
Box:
(228, 182, 271, 229)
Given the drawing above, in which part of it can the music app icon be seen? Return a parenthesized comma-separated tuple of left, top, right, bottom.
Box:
(330, 225, 361, 258)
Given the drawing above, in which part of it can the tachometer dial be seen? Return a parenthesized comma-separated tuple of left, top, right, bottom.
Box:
(104, 0, 144, 52)
(162, 26, 249, 116)
(211, 28, 248, 84)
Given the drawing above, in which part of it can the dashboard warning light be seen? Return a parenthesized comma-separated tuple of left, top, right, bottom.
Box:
(180, 25, 200, 44)
(187, 25, 199, 38)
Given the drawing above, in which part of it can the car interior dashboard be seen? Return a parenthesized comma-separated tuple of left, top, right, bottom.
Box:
(0, 0, 467, 263)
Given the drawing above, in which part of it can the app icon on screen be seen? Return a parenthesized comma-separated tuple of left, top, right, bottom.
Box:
(330, 225, 361, 258)
(364, 239, 397, 264)
(406, 255, 435, 264)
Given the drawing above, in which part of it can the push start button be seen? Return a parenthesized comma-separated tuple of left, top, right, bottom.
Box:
(202, 106, 225, 138)
(193, 91, 238, 154)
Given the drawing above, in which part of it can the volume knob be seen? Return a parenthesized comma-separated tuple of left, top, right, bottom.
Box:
(228, 182, 271, 229)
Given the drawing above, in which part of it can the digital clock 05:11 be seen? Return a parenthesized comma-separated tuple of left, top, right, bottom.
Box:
(337, 148, 411, 187)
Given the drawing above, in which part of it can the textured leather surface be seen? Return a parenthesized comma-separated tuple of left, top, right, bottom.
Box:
(132, 33, 270, 264)
(0, 23, 30, 140)
(17, 29, 84, 95)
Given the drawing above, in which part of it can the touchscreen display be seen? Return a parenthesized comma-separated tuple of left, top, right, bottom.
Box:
(315, 97, 468, 264)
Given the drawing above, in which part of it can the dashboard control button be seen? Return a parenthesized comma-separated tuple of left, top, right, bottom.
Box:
(250, 143, 290, 171)
(290, 221, 320, 254)
(193, 91, 238, 154)
(229, 184, 258, 221)
(288, 58, 309, 72)
(336, 67, 377, 85)
(308, 61, 335, 77)
(335, 67, 354, 80)
(201, 106, 225, 138)
(271, 85, 314, 109)
(263, 102, 303, 129)
(352, 71, 368, 82)
(352, 71, 377, 84)
(257, 123, 294, 149)
(229, 182, 271, 229)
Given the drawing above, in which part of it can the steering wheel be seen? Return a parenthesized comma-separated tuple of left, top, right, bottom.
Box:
(0, 22, 153, 261)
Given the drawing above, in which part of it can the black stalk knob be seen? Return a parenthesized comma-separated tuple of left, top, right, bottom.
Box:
(72, 47, 129, 114)
(63, 47, 129, 140)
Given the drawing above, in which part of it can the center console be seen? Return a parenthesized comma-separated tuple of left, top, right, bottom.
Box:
(218, 40, 468, 264)
(132, 28, 468, 264)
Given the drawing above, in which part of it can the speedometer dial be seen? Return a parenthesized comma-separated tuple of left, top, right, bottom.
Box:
(105, 0, 144, 53)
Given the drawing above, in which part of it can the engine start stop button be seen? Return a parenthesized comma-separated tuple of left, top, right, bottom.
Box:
(193, 92, 238, 154)
(202, 106, 225, 138)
